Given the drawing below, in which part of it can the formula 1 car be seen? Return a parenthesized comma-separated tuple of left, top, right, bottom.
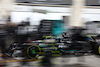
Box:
(6, 36, 60, 59)
(6, 32, 100, 59)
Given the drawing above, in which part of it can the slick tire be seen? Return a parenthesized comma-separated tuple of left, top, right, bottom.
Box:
(26, 45, 41, 59)
(93, 43, 100, 55)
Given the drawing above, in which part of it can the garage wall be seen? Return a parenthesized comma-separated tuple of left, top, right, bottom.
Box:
(11, 12, 70, 25)
(11, 5, 71, 25)
(82, 9, 100, 22)
(11, 5, 100, 25)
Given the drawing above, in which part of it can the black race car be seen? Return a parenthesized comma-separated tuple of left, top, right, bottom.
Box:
(6, 32, 100, 59)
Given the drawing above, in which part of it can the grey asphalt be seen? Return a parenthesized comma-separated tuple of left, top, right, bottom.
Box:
(3, 55, 100, 67)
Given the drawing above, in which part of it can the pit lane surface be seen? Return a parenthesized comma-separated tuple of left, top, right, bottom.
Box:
(0, 55, 100, 67)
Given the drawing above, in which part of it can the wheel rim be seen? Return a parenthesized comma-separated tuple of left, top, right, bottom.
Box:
(27, 45, 41, 59)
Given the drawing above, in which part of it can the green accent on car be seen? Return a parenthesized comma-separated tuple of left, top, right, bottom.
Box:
(50, 47, 58, 49)
(51, 51, 60, 53)
(31, 50, 36, 54)
(52, 54, 60, 56)
(42, 36, 55, 38)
